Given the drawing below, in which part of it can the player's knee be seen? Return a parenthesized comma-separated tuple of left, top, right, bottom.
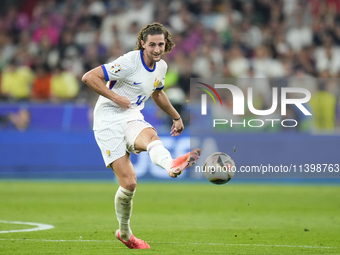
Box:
(124, 180, 137, 192)
(149, 134, 159, 143)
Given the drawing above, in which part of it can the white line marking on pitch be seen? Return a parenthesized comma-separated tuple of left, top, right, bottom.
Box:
(0, 220, 54, 233)
(0, 238, 337, 249)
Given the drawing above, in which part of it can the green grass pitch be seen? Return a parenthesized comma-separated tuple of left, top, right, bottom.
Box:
(0, 181, 339, 254)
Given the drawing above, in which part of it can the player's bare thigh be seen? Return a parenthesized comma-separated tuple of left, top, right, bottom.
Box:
(134, 127, 160, 152)
(111, 152, 137, 191)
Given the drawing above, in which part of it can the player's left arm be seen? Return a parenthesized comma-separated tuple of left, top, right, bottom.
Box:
(151, 89, 183, 137)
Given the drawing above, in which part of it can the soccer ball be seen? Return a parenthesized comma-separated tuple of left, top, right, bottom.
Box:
(203, 152, 236, 185)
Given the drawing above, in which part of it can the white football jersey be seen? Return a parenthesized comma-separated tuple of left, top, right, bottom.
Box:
(93, 49, 167, 130)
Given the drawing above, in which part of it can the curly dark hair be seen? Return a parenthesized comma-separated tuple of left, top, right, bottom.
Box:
(134, 22, 175, 53)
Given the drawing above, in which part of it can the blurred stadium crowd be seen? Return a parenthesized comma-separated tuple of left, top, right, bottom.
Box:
(0, 0, 339, 132)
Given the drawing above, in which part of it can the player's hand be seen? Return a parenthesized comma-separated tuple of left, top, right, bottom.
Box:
(170, 118, 184, 137)
(114, 96, 131, 109)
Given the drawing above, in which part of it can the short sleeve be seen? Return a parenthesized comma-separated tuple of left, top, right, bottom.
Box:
(101, 56, 135, 82)
(156, 61, 167, 90)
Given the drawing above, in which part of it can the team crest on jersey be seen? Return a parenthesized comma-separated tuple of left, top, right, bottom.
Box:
(154, 77, 160, 88)
(110, 64, 121, 74)
(106, 150, 111, 157)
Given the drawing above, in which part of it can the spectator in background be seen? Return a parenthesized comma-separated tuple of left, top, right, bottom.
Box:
(309, 82, 337, 132)
(214, 2, 242, 34)
(75, 19, 96, 48)
(0, 33, 17, 69)
(123, 0, 154, 29)
(60, 43, 84, 79)
(44, 0, 66, 31)
(17, 31, 39, 61)
(199, 0, 219, 30)
(57, 29, 81, 62)
(33, 15, 60, 46)
(1, 59, 34, 101)
(100, 22, 119, 50)
(35, 36, 59, 68)
(286, 14, 313, 53)
(51, 64, 79, 101)
(106, 44, 125, 63)
(176, 58, 198, 96)
(168, 3, 194, 34)
(311, 19, 327, 47)
(251, 45, 285, 77)
(273, 33, 291, 59)
(181, 22, 204, 56)
(87, 0, 106, 28)
(153, 1, 171, 27)
(314, 36, 340, 76)
(239, 19, 263, 50)
(288, 66, 318, 95)
(192, 29, 223, 78)
(31, 63, 51, 101)
(119, 22, 141, 52)
(236, 65, 271, 112)
(296, 46, 316, 76)
(3, 5, 30, 33)
(228, 45, 249, 77)
(165, 85, 187, 126)
(99, 2, 125, 48)
(84, 43, 105, 70)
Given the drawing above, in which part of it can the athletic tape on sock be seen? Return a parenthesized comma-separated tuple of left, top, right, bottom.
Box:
(147, 140, 163, 154)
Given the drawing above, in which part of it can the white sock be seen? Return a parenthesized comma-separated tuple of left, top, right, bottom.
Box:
(147, 140, 173, 170)
(115, 186, 135, 241)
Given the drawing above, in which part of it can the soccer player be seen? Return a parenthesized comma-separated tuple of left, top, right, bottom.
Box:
(82, 23, 201, 249)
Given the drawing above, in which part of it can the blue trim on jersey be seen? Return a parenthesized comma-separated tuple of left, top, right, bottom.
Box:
(140, 49, 156, 72)
(101, 65, 109, 81)
(156, 86, 164, 90)
(109, 80, 117, 89)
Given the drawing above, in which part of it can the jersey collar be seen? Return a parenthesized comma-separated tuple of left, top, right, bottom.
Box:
(140, 49, 156, 72)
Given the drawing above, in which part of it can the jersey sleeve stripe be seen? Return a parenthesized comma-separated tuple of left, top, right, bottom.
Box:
(101, 65, 109, 81)
(156, 86, 164, 90)
(109, 80, 117, 89)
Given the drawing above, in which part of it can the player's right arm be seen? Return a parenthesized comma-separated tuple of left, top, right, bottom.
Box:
(82, 67, 131, 109)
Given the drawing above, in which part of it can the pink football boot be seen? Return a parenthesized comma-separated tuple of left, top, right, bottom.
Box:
(168, 148, 201, 177)
(115, 230, 150, 249)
